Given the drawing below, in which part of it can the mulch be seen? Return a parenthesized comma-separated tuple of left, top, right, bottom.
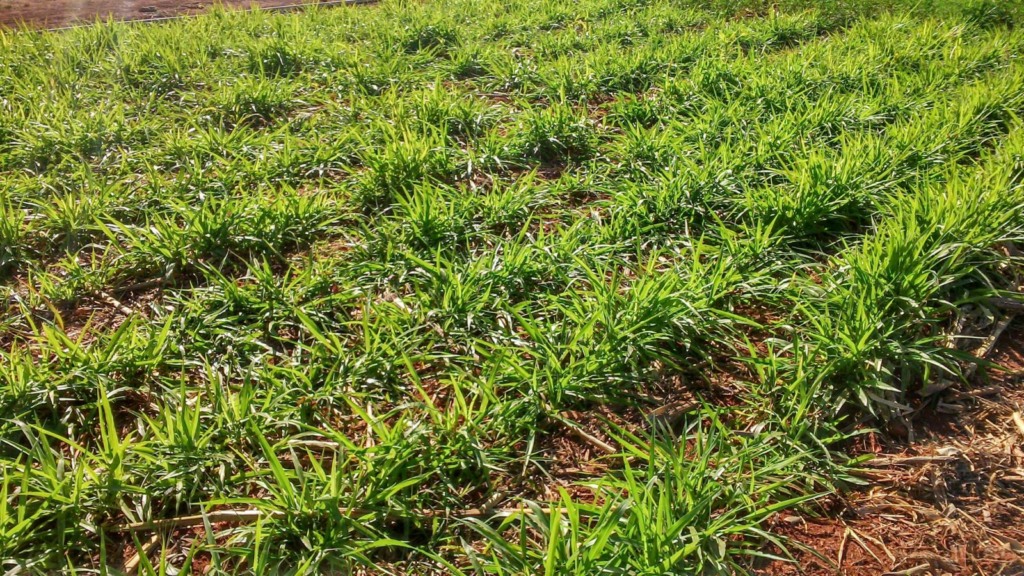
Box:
(756, 323, 1024, 576)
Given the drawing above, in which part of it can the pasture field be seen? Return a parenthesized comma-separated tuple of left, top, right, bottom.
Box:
(2, 0, 1024, 573)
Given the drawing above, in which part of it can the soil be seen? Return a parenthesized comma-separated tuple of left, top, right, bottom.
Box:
(0, 0, 326, 29)
(756, 321, 1024, 576)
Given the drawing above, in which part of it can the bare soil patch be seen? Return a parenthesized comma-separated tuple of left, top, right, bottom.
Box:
(0, 0, 320, 29)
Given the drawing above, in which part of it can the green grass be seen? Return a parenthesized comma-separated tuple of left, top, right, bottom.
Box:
(2, 0, 1024, 573)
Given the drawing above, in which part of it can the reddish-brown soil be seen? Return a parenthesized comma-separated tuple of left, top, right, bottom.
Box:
(0, 0, 324, 29)
(756, 323, 1024, 576)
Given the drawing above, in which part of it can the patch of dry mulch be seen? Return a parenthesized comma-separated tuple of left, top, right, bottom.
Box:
(756, 322, 1024, 576)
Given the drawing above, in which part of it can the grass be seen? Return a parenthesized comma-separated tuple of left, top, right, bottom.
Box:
(1, 0, 1024, 573)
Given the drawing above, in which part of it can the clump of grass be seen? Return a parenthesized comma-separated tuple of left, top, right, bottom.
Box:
(795, 159, 1024, 415)
(465, 417, 850, 575)
(514, 102, 597, 163)
(117, 46, 192, 95)
(354, 126, 460, 209)
(402, 22, 460, 54)
(410, 83, 498, 137)
(209, 76, 298, 126)
(0, 200, 23, 276)
(248, 40, 307, 78)
(963, 0, 1018, 28)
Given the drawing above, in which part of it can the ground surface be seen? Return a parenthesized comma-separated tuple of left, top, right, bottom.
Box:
(0, 0, 318, 29)
(2, 0, 1024, 574)
(761, 325, 1024, 576)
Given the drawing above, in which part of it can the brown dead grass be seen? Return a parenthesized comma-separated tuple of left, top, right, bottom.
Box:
(756, 323, 1024, 576)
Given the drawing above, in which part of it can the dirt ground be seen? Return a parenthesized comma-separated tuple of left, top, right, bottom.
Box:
(757, 322, 1024, 576)
(0, 0, 327, 29)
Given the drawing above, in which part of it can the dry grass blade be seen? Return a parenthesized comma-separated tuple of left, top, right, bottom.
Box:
(99, 290, 137, 317)
(881, 564, 935, 576)
(123, 533, 161, 576)
(553, 413, 619, 455)
(864, 455, 956, 468)
(1013, 412, 1024, 437)
(966, 314, 1017, 379)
